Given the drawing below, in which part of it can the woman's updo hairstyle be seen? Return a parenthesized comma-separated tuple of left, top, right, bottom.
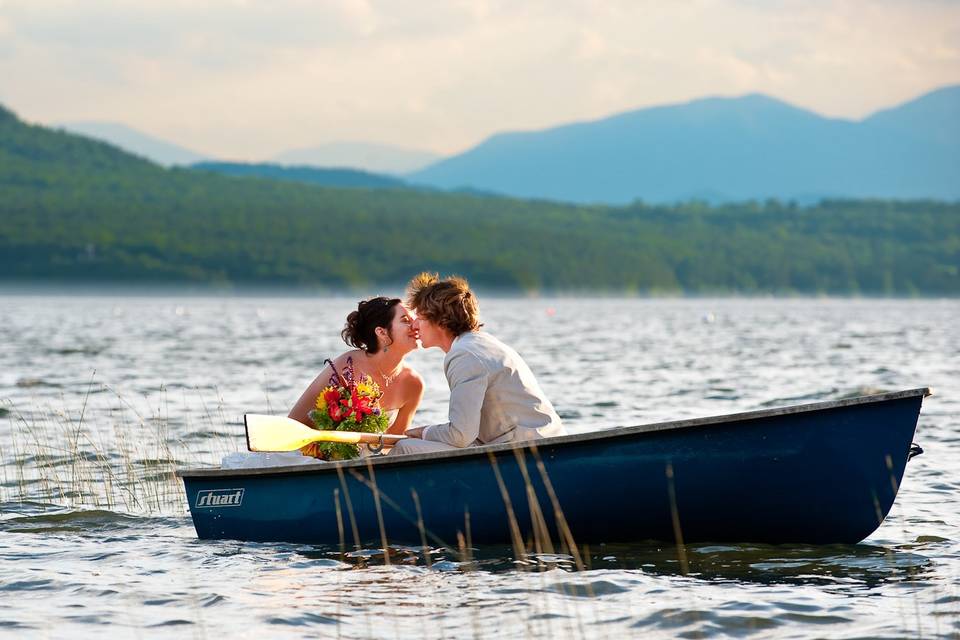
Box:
(342, 297, 402, 354)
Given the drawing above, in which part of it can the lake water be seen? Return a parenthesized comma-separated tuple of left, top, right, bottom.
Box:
(0, 295, 957, 638)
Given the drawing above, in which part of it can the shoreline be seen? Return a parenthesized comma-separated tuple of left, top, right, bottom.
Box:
(0, 281, 957, 300)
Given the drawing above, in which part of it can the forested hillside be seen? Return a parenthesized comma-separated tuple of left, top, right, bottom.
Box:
(191, 162, 409, 190)
(1, 104, 957, 294)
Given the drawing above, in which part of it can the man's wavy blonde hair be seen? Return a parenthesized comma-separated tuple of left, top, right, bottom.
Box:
(406, 272, 481, 336)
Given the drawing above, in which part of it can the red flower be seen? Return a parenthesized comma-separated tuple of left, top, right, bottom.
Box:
(327, 403, 343, 422)
(323, 388, 341, 408)
(352, 391, 373, 419)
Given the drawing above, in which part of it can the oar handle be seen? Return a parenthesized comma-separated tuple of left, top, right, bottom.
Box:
(244, 413, 408, 452)
(323, 431, 408, 445)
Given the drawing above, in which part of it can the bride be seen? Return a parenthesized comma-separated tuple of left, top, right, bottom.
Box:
(222, 297, 423, 469)
(288, 296, 424, 456)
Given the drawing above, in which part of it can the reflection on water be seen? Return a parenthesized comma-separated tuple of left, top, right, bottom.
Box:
(0, 296, 958, 638)
(289, 540, 935, 590)
(0, 502, 934, 590)
(594, 541, 934, 588)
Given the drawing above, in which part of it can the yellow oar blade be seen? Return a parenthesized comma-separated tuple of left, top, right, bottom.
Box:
(244, 414, 406, 452)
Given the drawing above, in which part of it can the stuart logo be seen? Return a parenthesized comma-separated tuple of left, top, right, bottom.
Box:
(196, 488, 245, 508)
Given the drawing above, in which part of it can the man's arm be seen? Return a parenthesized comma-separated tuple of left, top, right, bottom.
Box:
(421, 349, 489, 447)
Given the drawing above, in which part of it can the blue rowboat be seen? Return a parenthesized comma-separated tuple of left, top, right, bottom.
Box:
(177, 388, 929, 546)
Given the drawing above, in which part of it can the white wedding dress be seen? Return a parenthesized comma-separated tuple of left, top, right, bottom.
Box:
(221, 409, 400, 469)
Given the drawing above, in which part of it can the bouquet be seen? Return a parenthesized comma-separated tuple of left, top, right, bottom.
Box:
(304, 358, 389, 460)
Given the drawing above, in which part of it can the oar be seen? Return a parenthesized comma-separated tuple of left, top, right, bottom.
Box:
(244, 414, 407, 452)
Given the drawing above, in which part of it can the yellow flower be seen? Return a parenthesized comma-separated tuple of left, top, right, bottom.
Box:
(315, 385, 336, 411)
(356, 375, 381, 398)
(356, 381, 374, 397)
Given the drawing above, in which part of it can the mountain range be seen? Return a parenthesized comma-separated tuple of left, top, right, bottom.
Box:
(50, 85, 960, 203)
(58, 121, 209, 166)
(58, 122, 440, 174)
(410, 86, 960, 204)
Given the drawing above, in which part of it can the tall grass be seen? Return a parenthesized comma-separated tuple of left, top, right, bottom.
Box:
(0, 378, 685, 606)
(0, 384, 239, 515)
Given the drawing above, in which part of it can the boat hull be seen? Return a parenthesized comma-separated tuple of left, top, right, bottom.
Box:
(178, 389, 928, 546)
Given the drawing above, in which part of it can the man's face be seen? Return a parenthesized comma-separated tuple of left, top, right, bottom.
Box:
(412, 314, 443, 349)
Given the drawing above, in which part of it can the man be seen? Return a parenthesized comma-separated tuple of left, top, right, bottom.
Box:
(390, 272, 565, 455)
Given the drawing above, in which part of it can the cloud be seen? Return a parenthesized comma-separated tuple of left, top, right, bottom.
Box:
(0, 0, 957, 157)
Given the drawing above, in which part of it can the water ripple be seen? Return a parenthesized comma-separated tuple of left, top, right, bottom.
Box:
(0, 296, 956, 639)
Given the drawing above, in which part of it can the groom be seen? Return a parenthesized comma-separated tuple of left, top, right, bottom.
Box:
(390, 272, 565, 455)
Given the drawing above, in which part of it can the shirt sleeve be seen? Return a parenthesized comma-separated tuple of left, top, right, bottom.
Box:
(422, 349, 489, 447)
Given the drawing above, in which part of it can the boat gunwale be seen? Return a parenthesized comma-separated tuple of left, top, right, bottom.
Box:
(176, 387, 931, 479)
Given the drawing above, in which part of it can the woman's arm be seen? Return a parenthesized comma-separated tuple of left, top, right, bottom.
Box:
(288, 364, 334, 426)
(385, 371, 424, 435)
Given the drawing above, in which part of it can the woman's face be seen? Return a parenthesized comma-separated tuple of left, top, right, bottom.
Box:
(385, 303, 418, 353)
(412, 314, 447, 349)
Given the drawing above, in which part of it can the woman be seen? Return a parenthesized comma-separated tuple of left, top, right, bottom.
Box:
(288, 297, 424, 455)
(222, 297, 422, 469)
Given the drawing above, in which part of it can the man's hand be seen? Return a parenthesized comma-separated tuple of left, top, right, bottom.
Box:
(404, 426, 426, 439)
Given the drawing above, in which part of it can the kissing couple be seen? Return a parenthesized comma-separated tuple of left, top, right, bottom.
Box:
(288, 272, 566, 457)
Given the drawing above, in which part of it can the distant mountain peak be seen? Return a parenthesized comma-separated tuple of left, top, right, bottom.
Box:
(411, 84, 960, 204)
(643, 92, 829, 123)
(862, 83, 960, 147)
(57, 121, 208, 166)
(865, 83, 960, 121)
(901, 83, 960, 103)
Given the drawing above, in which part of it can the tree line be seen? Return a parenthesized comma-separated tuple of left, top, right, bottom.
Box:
(1, 103, 958, 294)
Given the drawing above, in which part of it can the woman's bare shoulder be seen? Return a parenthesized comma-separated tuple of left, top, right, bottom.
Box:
(327, 350, 363, 369)
(399, 366, 424, 392)
(311, 350, 362, 382)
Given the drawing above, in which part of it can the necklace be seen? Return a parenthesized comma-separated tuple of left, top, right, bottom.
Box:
(377, 364, 402, 387)
(366, 354, 402, 387)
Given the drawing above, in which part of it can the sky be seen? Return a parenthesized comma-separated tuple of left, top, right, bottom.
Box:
(1, 0, 958, 159)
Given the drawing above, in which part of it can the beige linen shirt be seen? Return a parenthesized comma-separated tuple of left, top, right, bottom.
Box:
(421, 331, 565, 447)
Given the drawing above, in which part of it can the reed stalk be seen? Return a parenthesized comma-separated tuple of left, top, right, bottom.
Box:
(528, 443, 593, 635)
(344, 465, 452, 554)
(411, 489, 432, 568)
(665, 461, 689, 575)
(335, 464, 362, 550)
(2, 383, 235, 516)
(529, 444, 586, 571)
(512, 447, 554, 555)
(486, 451, 527, 564)
(364, 457, 391, 566)
(69, 370, 96, 495)
(334, 487, 346, 562)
